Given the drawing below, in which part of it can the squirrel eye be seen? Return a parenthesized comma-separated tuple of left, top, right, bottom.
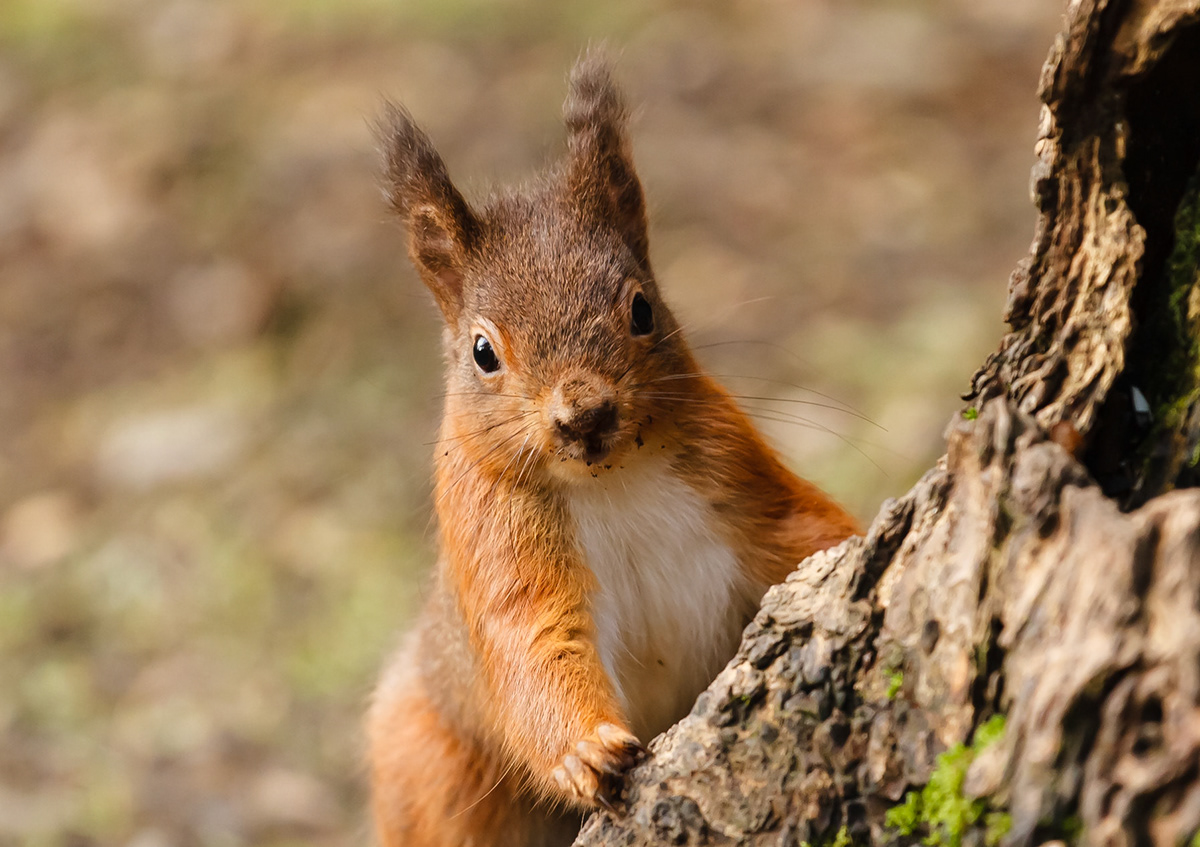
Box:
(472, 334, 501, 374)
(630, 292, 654, 336)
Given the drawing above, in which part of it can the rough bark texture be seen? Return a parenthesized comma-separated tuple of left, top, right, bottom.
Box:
(574, 2, 1200, 845)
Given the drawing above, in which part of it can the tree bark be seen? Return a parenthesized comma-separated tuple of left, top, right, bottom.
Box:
(575, 1, 1200, 845)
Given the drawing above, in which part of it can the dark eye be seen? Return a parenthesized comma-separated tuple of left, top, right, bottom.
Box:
(472, 334, 501, 373)
(630, 292, 654, 336)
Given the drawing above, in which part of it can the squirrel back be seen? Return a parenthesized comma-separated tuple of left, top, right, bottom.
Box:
(368, 52, 860, 847)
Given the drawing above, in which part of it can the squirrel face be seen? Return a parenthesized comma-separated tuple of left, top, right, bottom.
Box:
(381, 57, 690, 482)
(451, 201, 686, 477)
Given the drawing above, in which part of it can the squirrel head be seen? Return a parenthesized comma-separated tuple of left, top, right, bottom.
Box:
(380, 53, 694, 482)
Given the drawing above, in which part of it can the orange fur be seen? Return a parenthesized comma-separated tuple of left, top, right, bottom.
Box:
(368, 644, 581, 847)
(369, 53, 860, 847)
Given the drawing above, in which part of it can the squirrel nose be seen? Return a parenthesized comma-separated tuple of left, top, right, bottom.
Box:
(553, 399, 618, 444)
(549, 374, 619, 454)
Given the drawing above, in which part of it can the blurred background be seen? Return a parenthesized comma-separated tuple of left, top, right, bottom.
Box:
(0, 1, 1062, 845)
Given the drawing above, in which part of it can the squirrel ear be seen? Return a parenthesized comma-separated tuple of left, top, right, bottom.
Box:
(564, 52, 650, 270)
(377, 102, 479, 322)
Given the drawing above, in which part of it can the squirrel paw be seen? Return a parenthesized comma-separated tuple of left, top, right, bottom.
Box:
(552, 723, 645, 811)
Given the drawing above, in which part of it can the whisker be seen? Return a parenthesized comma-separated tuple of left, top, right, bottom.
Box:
(658, 297, 777, 346)
(617, 297, 784, 383)
(436, 427, 531, 507)
(635, 386, 879, 428)
(650, 323, 690, 353)
(487, 434, 531, 503)
(631, 372, 706, 386)
(614, 319, 696, 382)
(414, 414, 530, 537)
(451, 755, 522, 820)
(637, 392, 836, 428)
(740, 408, 888, 476)
(435, 390, 534, 401)
(513, 437, 540, 491)
(636, 370, 874, 423)
(633, 392, 888, 475)
(689, 338, 813, 371)
(428, 411, 537, 448)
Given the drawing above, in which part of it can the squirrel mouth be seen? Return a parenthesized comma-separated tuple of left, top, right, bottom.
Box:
(582, 437, 611, 465)
(554, 432, 618, 469)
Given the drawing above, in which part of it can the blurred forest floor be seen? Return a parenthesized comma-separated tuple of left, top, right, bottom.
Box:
(0, 1, 1062, 845)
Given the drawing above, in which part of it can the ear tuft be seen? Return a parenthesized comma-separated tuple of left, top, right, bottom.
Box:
(375, 102, 478, 322)
(563, 50, 650, 270)
(564, 49, 628, 143)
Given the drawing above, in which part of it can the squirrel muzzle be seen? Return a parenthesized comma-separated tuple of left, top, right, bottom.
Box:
(549, 374, 619, 464)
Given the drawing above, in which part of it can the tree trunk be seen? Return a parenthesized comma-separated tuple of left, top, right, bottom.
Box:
(574, 1, 1200, 845)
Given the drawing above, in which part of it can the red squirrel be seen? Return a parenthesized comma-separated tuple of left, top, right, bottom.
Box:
(367, 53, 860, 847)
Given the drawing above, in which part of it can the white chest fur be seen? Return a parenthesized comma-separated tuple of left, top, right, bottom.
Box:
(566, 456, 754, 741)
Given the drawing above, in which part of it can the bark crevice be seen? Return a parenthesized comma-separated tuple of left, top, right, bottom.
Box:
(1092, 18, 1200, 506)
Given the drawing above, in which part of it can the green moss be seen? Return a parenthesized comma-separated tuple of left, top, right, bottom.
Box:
(973, 715, 1007, 749)
(801, 824, 855, 847)
(884, 716, 1007, 847)
(1060, 815, 1083, 843)
(885, 792, 922, 836)
(886, 669, 904, 700)
(984, 812, 1011, 847)
(1135, 164, 1200, 487)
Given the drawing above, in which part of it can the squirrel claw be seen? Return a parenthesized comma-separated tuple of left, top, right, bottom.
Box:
(594, 791, 618, 814)
(552, 723, 643, 811)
